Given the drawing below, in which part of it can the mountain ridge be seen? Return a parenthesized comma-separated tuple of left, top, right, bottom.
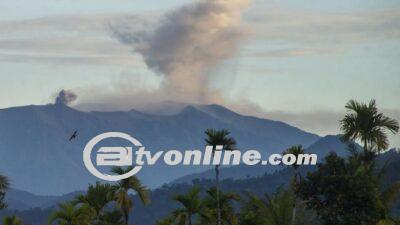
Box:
(171, 134, 353, 184)
(0, 103, 319, 195)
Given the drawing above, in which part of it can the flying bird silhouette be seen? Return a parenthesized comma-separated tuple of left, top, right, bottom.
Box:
(69, 130, 78, 141)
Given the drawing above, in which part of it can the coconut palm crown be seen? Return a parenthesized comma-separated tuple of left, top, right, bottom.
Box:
(340, 99, 399, 153)
(110, 166, 150, 225)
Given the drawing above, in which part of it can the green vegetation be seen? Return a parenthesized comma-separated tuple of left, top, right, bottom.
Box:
(48, 202, 94, 225)
(0, 174, 8, 210)
(161, 187, 203, 225)
(72, 182, 113, 224)
(109, 166, 150, 225)
(201, 187, 239, 225)
(239, 187, 314, 225)
(283, 145, 306, 225)
(0, 177, 24, 225)
(297, 152, 386, 224)
(157, 186, 240, 225)
(99, 210, 124, 225)
(340, 99, 399, 160)
(1, 99, 399, 225)
(47, 167, 149, 225)
(204, 128, 237, 225)
(297, 99, 399, 225)
(2, 216, 23, 225)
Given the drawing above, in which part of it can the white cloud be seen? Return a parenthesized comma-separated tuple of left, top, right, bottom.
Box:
(241, 4, 400, 58)
(0, 14, 145, 66)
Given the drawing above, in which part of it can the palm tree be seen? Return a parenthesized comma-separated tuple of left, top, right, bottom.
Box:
(200, 187, 239, 225)
(73, 182, 113, 224)
(2, 216, 23, 225)
(48, 202, 94, 225)
(0, 174, 9, 210)
(171, 187, 203, 225)
(110, 166, 150, 225)
(340, 99, 399, 157)
(340, 100, 400, 223)
(156, 216, 176, 225)
(204, 129, 236, 225)
(240, 187, 315, 225)
(99, 210, 125, 225)
(240, 188, 294, 225)
(264, 188, 298, 225)
(283, 145, 305, 225)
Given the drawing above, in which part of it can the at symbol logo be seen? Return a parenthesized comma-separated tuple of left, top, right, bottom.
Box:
(83, 132, 142, 181)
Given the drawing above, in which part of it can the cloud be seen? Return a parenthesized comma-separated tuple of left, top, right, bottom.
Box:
(1, 3, 399, 67)
(0, 51, 140, 66)
(73, 2, 400, 123)
(111, 0, 250, 103)
(55, 89, 78, 105)
(248, 5, 400, 42)
(245, 47, 339, 58)
(241, 5, 400, 58)
(0, 14, 142, 66)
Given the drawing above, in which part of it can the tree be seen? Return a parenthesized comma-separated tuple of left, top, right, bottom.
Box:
(170, 187, 203, 225)
(376, 219, 400, 225)
(110, 166, 150, 225)
(99, 210, 125, 225)
(240, 188, 297, 225)
(2, 216, 23, 225)
(73, 182, 114, 224)
(378, 181, 400, 224)
(204, 129, 236, 225)
(297, 152, 386, 225)
(156, 216, 177, 225)
(0, 174, 9, 210)
(283, 145, 305, 225)
(297, 100, 400, 225)
(340, 99, 399, 158)
(48, 202, 94, 225)
(200, 187, 239, 225)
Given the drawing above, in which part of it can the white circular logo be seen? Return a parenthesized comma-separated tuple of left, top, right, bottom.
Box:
(83, 132, 142, 181)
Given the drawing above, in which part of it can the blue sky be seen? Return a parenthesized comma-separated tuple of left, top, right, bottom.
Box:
(0, 0, 399, 146)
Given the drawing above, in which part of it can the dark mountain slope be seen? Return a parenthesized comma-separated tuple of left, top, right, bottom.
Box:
(0, 103, 319, 195)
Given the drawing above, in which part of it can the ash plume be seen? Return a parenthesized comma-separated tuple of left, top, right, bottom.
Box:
(112, 0, 250, 103)
(55, 89, 78, 105)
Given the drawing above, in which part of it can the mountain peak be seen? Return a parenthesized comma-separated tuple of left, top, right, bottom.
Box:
(178, 105, 209, 117)
(196, 104, 240, 118)
(306, 134, 357, 158)
(136, 101, 189, 115)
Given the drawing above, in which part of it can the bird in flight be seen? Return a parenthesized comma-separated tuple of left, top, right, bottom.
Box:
(69, 130, 78, 141)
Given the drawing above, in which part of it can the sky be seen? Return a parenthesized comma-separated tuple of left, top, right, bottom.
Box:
(0, 0, 399, 146)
